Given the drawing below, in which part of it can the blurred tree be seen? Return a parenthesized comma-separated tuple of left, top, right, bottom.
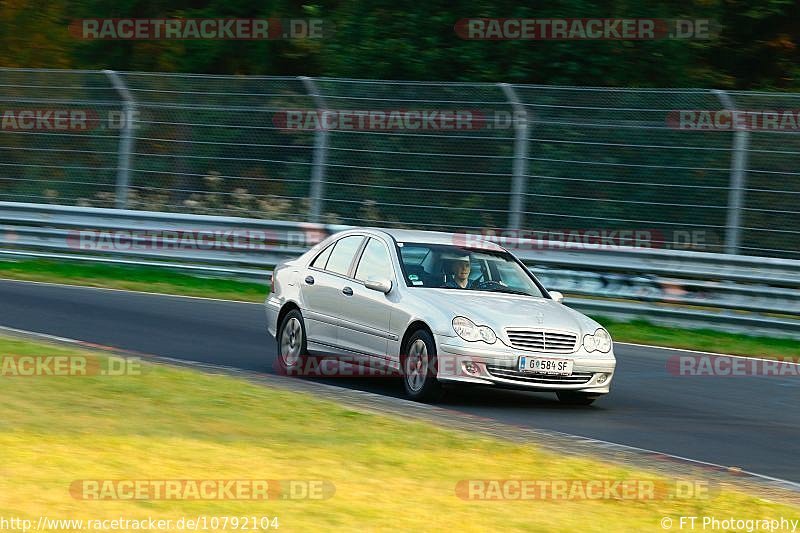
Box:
(0, 0, 796, 87)
(0, 0, 76, 67)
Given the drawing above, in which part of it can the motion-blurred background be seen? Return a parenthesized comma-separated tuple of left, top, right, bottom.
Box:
(0, 1, 799, 335)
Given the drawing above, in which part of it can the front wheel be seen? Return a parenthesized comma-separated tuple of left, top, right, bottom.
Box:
(401, 330, 444, 402)
(276, 309, 308, 375)
(556, 391, 598, 406)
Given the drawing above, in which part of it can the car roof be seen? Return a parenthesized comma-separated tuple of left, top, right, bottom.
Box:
(352, 227, 504, 252)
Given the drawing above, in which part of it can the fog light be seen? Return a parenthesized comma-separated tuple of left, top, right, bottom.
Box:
(596, 373, 608, 384)
(463, 362, 480, 375)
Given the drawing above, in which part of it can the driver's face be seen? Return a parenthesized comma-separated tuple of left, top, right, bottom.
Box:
(453, 260, 470, 281)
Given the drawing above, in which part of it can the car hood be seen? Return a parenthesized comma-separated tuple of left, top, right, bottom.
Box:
(419, 289, 599, 335)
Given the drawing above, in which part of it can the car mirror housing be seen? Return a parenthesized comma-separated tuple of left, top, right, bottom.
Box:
(364, 278, 393, 294)
(549, 290, 564, 303)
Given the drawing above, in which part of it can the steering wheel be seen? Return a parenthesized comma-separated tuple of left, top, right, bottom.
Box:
(472, 280, 508, 291)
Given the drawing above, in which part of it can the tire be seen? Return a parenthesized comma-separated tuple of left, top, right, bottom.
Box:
(556, 391, 598, 406)
(400, 329, 444, 402)
(275, 309, 309, 376)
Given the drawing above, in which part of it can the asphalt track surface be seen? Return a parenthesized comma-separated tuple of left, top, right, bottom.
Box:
(1, 279, 798, 483)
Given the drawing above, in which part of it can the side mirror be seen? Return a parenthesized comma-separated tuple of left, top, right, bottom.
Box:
(364, 278, 393, 294)
(549, 290, 564, 303)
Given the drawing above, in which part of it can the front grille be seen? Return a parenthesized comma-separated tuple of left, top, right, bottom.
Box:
(505, 329, 578, 353)
(486, 365, 593, 385)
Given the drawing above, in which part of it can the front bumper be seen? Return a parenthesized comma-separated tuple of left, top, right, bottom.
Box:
(435, 335, 616, 394)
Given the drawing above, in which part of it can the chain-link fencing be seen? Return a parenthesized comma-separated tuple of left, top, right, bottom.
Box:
(0, 68, 797, 258)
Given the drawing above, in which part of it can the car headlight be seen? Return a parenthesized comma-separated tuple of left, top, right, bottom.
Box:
(452, 316, 496, 344)
(583, 328, 612, 353)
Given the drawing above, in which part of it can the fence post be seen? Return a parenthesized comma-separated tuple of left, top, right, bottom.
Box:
(498, 83, 529, 231)
(300, 76, 328, 223)
(712, 89, 749, 255)
(103, 69, 136, 210)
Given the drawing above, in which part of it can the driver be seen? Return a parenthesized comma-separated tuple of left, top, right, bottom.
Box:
(444, 255, 471, 289)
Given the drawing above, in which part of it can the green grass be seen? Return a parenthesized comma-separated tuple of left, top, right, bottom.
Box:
(599, 317, 800, 360)
(0, 259, 796, 360)
(0, 259, 268, 301)
(0, 335, 797, 531)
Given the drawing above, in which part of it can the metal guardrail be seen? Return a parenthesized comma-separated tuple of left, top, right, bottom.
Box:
(1, 201, 799, 339)
(0, 201, 339, 278)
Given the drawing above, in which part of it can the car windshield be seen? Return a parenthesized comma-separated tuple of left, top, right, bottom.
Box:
(397, 243, 545, 298)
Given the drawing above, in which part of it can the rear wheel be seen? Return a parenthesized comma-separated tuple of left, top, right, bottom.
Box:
(401, 330, 443, 402)
(556, 391, 598, 406)
(276, 309, 308, 375)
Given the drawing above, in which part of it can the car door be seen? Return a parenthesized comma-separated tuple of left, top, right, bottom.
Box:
(301, 234, 365, 354)
(337, 237, 396, 361)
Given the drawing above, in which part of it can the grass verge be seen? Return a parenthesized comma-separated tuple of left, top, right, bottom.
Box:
(0, 259, 796, 360)
(0, 259, 268, 301)
(0, 335, 797, 531)
(599, 317, 800, 360)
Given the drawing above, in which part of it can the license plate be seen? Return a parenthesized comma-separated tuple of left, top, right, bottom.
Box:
(518, 356, 573, 375)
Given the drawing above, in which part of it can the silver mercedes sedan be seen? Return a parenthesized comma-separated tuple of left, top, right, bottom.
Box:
(265, 228, 616, 405)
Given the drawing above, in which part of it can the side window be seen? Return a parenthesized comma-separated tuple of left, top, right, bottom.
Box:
(325, 236, 364, 276)
(355, 238, 393, 282)
(310, 244, 334, 269)
(399, 245, 432, 286)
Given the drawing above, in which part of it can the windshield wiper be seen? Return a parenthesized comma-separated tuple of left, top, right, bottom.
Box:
(481, 287, 533, 297)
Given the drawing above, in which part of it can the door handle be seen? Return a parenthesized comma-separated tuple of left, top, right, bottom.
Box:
(304, 276, 314, 285)
(342, 286, 353, 296)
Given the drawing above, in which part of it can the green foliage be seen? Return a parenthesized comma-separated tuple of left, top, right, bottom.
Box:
(0, 0, 797, 88)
